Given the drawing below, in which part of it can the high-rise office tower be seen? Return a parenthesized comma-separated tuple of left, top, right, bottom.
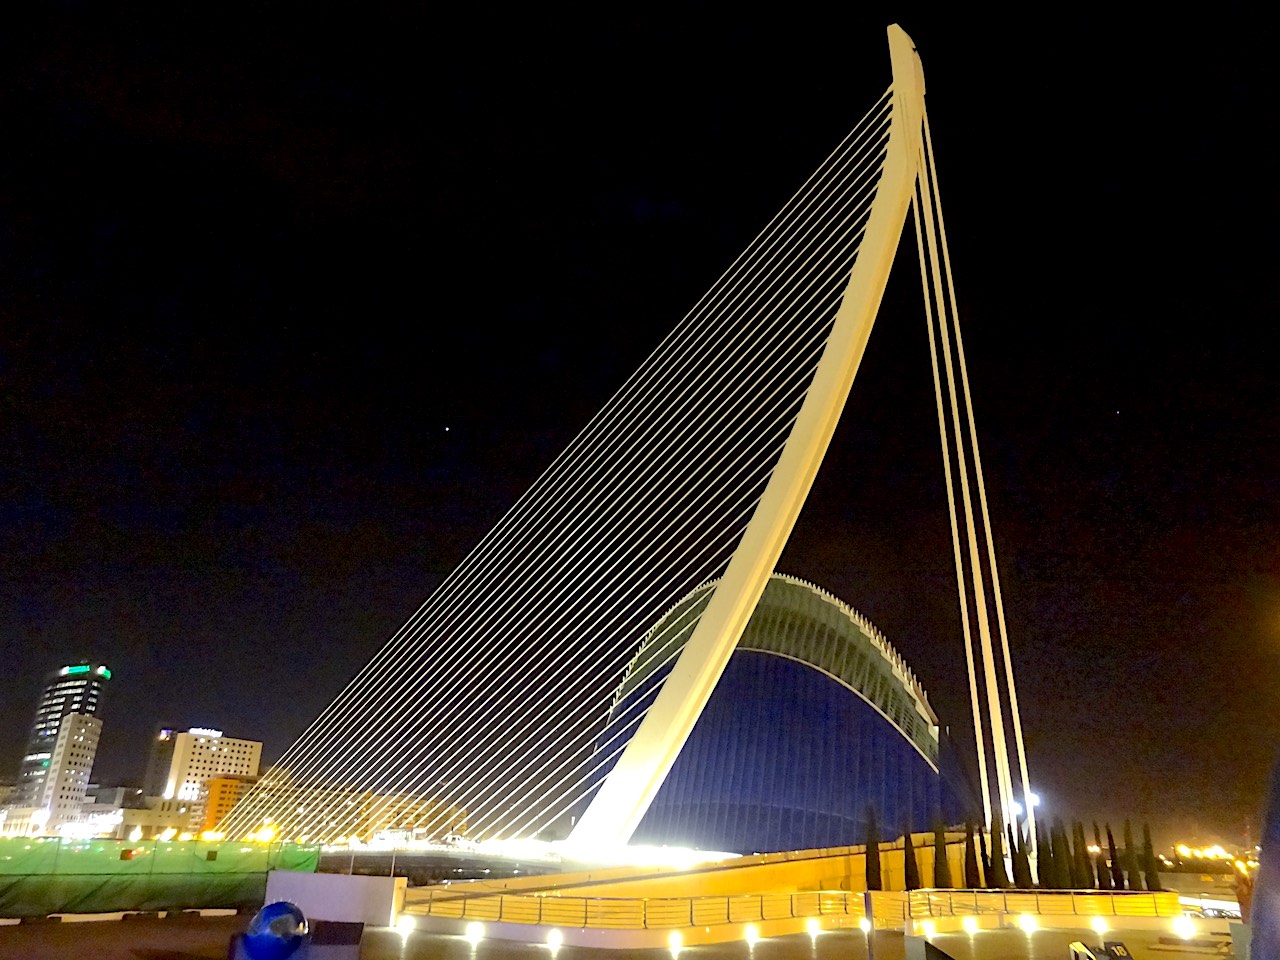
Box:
(145, 727, 262, 831)
(41, 713, 103, 827)
(143, 728, 177, 797)
(13, 663, 112, 809)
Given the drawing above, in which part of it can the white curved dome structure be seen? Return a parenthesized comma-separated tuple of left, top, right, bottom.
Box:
(596, 574, 972, 853)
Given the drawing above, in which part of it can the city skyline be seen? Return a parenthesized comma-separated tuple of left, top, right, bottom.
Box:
(1, 7, 1276, 848)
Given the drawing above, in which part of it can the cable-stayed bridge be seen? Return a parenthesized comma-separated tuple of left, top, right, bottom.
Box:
(220, 25, 1034, 855)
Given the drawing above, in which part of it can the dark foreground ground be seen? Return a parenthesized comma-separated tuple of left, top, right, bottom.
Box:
(0, 915, 1232, 960)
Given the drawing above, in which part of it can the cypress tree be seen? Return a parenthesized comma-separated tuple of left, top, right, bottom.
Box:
(865, 807, 882, 891)
(1073, 822, 1092, 889)
(978, 824, 992, 884)
(1142, 823, 1162, 892)
(1122, 820, 1140, 892)
(1012, 824, 1033, 889)
(933, 821, 952, 888)
(903, 827, 921, 891)
(963, 819, 982, 888)
(1036, 820, 1053, 888)
(988, 815, 1010, 888)
(1064, 821, 1082, 887)
(1051, 820, 1074, 888)
(1094, 822, 1112, 891)
(1106, 824, 1124, 889)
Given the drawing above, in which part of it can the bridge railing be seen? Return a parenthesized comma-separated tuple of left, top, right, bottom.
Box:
(907, 889, 1181, 919)
(411, 887, 1180, 930)
(413, 888, 868, 928)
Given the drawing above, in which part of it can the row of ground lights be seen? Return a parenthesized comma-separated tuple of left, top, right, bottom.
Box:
(393, 912, 1204, 952)
(919, 914, 1200, 941)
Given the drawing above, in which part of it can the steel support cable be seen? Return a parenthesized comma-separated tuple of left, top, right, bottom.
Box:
(280, 280, 855, 839)
(232, 103, 890, 814)
(445, 330, 834, 839)
(298, 300, 844, 839)
(455, 353, 834, 834)
(422, 386, 808, 814)
(325, 239, 865, 773)
(485, 483, 792, 840)
(911, 177, 991, 829)
(330, 481, 762, 839)
(456, 503, 770, 838)
(240, 112, 890, 788)
(350, 410, 800, 834)
(296, 304, 839, 829)
(286, 257, 849, 773)
(225, 112, 896, 839)
(922, 110, 1035, 852)
(280, 330, 829, 834)
(239, 272, 834, 834)
(263, 192, 875, 808)
(232, 124, 890, 814)
(915, 123, 1014, 828)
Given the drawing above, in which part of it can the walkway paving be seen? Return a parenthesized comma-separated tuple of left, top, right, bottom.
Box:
(0, 915, 1233, 960)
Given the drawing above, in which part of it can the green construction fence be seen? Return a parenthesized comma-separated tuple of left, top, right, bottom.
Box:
(0, 837, 319, 917)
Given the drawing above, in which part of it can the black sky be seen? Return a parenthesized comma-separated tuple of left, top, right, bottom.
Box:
(1, 4, 1276, 848)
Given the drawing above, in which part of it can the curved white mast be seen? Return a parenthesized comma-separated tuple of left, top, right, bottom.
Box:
(570, 25, 928, 848)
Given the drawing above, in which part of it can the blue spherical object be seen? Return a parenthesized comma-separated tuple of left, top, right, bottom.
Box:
(243, 900, 309, 960)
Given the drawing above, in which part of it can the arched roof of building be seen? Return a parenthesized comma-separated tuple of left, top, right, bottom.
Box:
(614, 573, 940, 763)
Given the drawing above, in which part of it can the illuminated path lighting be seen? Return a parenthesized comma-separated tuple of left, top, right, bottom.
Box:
(218, 24, 1033, 860)
(806, 917, 821, 942)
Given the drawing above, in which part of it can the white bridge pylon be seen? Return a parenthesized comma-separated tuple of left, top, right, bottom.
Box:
(571, 24, 1032, 851)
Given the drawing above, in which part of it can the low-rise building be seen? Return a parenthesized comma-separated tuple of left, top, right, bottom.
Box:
(115, 797, 197, 840)
(202, 775, 259, 833)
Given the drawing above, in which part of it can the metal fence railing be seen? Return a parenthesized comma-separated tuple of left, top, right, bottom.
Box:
(410, 887, 1181, 931)
(413, 888, 868, 929)
(907, 890, 1181, 919)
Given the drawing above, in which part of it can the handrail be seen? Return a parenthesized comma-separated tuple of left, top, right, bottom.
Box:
(409, 887, 1181, 931)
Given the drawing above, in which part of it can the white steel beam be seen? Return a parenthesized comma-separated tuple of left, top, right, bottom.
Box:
(569, 25, 927, 848)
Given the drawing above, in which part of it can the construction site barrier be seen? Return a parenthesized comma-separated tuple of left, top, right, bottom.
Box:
(0, 838, 319, 917)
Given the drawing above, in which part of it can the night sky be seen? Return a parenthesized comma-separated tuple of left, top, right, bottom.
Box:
(2, 5, 1276, 848)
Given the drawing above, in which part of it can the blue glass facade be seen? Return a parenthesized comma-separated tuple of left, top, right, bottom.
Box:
(596, 575, 973, 854)
(629, 651, 968, 853)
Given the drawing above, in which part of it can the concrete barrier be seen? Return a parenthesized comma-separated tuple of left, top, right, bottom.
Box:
(264, 872, 405, 927)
